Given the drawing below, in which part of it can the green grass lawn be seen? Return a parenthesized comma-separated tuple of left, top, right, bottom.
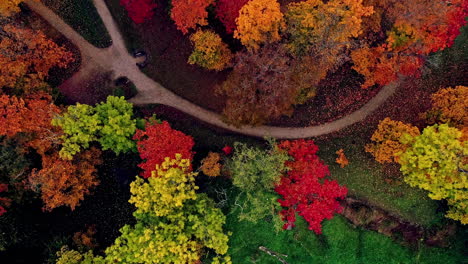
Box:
(42, 0, 112, 48)
(224, 187, 464, 264)
(317, 135, 445, 227)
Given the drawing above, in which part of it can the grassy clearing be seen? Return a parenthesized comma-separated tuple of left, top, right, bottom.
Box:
(42, 0, 112, 48)
(224, 187, 463, 264)
(316, 134, 444, 227)
(104, 0, 144, 52)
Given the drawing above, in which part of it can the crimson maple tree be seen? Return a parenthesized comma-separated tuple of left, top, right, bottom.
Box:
(215, 0, 249, 34)
(133, 121, 195, 178)
(275, 139, 348, 234)
(120, 0, 157, 24)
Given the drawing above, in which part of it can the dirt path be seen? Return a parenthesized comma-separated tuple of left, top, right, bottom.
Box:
(26, 0, 399, 139)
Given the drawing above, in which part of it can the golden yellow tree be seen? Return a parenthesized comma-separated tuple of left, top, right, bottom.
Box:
(0, 0, 34, 17)
(234, 0, 284, 51)
(188, 30, 233, 71)
(285, 0, 373, 56)
(365, 117, 420, 164)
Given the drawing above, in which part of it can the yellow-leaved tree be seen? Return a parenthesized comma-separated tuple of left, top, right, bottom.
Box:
(188, 29, 233, 71)
(234, 0, 284, 51)
(399, 124, 468, 224)
(56, 154, 232, 264)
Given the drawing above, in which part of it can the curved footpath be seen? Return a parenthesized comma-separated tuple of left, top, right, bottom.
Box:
(26, 0, 399, 139)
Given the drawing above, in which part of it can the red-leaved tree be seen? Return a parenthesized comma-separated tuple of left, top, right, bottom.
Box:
(120, 0, 157, 24)
(275, 139, 348, 234)
(171, 0, 215, 34)
(215, 0, 249, 34)
(133, 121, 195, 178)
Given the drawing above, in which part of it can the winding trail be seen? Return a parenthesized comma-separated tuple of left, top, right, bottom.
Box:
(26, 0, 399, 139)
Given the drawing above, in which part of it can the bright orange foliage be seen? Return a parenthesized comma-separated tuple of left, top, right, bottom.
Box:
(200, 152, 222, 177)
(30, 147, 101, 211)
(234, 0, 284, 51)
(170, 0, 214, 34)
(351, 45, 424, 88)
(0, 93, 61, 140)
(0, 24, 74, 91)
(365, 117, 420, 164)
(335, 149, 349, 168)
(427, 86, 468, 129)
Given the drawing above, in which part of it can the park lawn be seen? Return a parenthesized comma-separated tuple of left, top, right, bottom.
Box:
(316, 134, 444, 227)
(224, 187, 464, 264)
(42, 0, 112, 48)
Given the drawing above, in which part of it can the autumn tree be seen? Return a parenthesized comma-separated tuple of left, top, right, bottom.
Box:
(275, 140, 348, 233)
(335, 149, 349, 168)
(426, 86, 468, 129)
(234, 0, 284, 50)
(0, 24, 74, 92)
(53, 96, 136, 160)
(56, 155, 231, 263)
(0, 0, 39, 17)
(352, 0, 468, 88)
(399, 124, 467, 224)
(284, 0, 373, 56)
(215, 0, 249, 34)
(0, 92, 62, 155)
(217, 45, 304, 126)
(133, 121, 194, 178)
(29, 147, 101, 211)
(200, 152, 222, 177)
(365, 117, 420, 164)
(188, 29, 233, 71)
(170, 0, 215, 34)
(226, 141, 288, 222)
(120, 0, 157, 24)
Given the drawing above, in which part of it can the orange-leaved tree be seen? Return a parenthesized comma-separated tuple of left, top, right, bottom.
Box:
(234, 0, 284, 51)
(0, 0, 39, 17)
(352, 0, 468, 88)
(365, 117, 420, 164)
(0, 93, 61, 145)
(29, 147, 101, 211)
(200, 152, 222, 177)
(170, 0, 215, 34)
(426, 86, 468, 129)
(0, 24, 74, 91)
(188, 29, 233, 71)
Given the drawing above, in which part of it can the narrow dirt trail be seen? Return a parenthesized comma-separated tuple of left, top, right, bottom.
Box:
(26, 0, 399, 139)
